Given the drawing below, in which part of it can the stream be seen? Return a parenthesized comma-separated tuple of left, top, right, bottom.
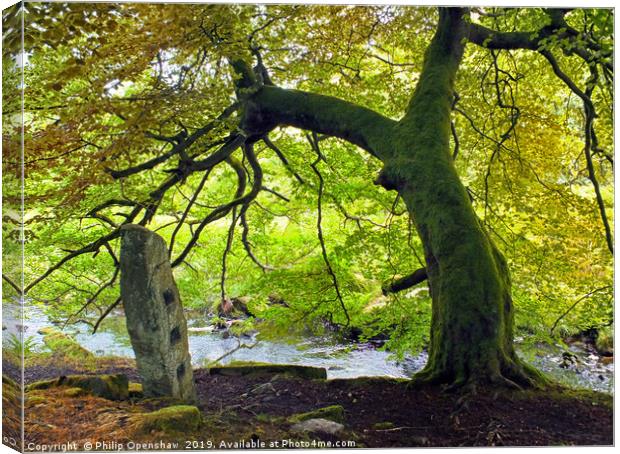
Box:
(2, 305, 614, 394)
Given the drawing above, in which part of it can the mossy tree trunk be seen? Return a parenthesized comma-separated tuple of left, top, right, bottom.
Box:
(381, 9, 542, 389)
(242, 8, 544, 388)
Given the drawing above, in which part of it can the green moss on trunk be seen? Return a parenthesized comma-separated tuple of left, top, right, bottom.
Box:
(381, 9, 545, 389)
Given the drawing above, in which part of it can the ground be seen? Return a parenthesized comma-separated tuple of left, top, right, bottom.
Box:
(3, 358, 613, 449)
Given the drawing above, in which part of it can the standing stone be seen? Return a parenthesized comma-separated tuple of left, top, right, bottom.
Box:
(119, 224, 196, 402)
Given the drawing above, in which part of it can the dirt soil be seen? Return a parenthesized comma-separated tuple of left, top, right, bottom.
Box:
(6, 362, 614, 449)
(192, 370, 613, 447)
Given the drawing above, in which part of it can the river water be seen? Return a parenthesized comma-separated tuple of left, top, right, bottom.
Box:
(3, 305, 613, 393)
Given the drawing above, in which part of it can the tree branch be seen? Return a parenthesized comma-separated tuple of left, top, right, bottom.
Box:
(244, 85, 396, 160)
(239, 206, 274, 272)
(263, 136, 305, 184)
(171, 142, 263, 268)
(540, 50, 613, 255)
(168, 169, 213, 257)
(549, 286, 612, 335)
(2, 273, 21, 295)
(106, 102, 239, 179)
(220, 207, 239, 301)
(382, 268, 428, 295)
(92, 296, 122, 334)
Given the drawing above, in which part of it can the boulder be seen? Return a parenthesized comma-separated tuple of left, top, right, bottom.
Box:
(129, 405, 202, 435)
(63, 387, 88, 398)
(218, 296, 252, 317)
(288, 405, 345, 424)
(2, 374, 21, 407)
(208, 363, 327, 380)
(26, 374, 129, 400)
(37, 327, 94, 361)
(267, 294, 289, 307)
(129, 382, 144, 398)
(291, 418, 345, 436)
(595, 327, 614, 356)
(120, 224, 196, 402)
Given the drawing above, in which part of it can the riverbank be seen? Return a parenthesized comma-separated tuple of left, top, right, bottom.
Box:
(2, 311, 614, 448)
(3, 357, 613, 449)
(3, 306, 614, 392)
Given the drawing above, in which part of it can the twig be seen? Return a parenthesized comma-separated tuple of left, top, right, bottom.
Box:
(220, 207, 239, 301)
(540, 49, 613, 255)
(240, 206, 274, 272)
(263, 136, 305, 185)
(207, 338, 259, 367)
(63, 265, 120, 328)
(168, 168, 212, 257)
(307, 132, 350, 326)
(92, 296, 122, 334)
(549, 286, 611, 335)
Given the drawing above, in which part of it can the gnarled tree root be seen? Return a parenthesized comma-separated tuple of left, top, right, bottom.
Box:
(407, 357, 549, 393)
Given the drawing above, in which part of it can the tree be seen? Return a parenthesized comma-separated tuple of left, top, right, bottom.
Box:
(3, 3, 613, 389)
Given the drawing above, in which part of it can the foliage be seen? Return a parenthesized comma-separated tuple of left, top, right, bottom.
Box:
(2, 4, 613, 359)
(4, 333, 38, 358)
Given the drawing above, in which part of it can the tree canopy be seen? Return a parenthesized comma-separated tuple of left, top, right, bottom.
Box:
(2, 3, 613, 368)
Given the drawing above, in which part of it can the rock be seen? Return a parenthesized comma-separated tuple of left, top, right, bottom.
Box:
(220, 297, 234, 316)
(129, 405, 202, 435)
(26, 374, 129, 400)
(208, 363, 327, 379)
(26, 396, 47, 406)
(37, 327, 94, 361)
(218, 296, 252, 317)
(328, 376, 409, 389)
(129, 382, 144, 398)
(288, 405, 345, 424)
(187, 326, 214, 333)
(63, 387, 88, 398)
(600, 356, 614, 365)
(291, 418, 345, 436)
(120, 224, 196, 403)
(560, 351, 577, 369)
(250, 382, 276, 395)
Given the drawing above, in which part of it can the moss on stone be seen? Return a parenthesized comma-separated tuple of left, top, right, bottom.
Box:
(288, 405, 345, 424)
(2, 374, 21, 404)
(26, 374, 129, 400)
(129, 405, 202, 435)
(2, 374, 19, 389)
(517, 386, 613, 410)
(208, 363, 327, 379)
(255, 413, 277, 423)
(26, 395, 47, 406)
(25, 379, 55, 391)
(328, 376, 409, 388)
(129, 382, 144, 398)
(63, 387, 88, 398)
(37, 327, 94, 362)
